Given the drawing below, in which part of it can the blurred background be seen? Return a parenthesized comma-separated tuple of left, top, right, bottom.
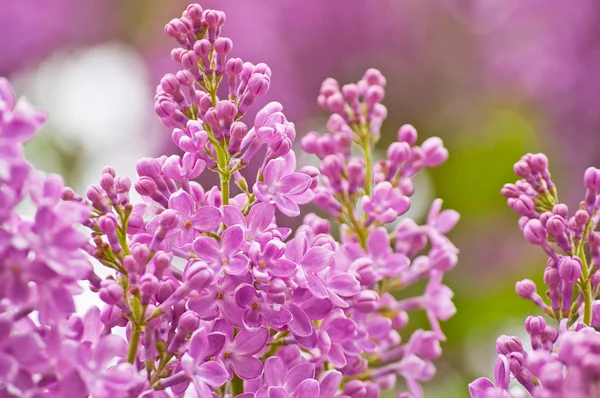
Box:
(2, 0, 597, 396)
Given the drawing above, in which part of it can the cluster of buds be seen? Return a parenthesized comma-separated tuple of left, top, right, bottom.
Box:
(471, 155, 600, 397)
(0, 3, 459, 398)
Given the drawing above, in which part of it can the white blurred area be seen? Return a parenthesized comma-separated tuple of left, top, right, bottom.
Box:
(13, 42, 161, 315)
(14, 42, 158, 195)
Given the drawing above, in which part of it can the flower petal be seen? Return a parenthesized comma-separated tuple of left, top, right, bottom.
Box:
(278, 173, 311, 196)
(264, 356, 285, 387)
(263, 305, 292, 328)
(222, 225, 245, 258)
(306, 273, 328, 300)
(301, 247, 333, 273)
(267, 386, 288, 398)
(187, 294, 219, 319)
(206, 332, 226, 358)
(292, 379, 319, 398)
(326, 318, 356, 342)
(327, 273, 360, 297)
(270, 259, 298, 278)
(222, 205, 246, 228)
(193, 206, 222, 231)
(231, 355, 264, 380)
(235, 284, 258, 308)
(193, 237, 222, 263)
(286, 304, 312, 337)
(247, 202, 275, 237)
(232, 327, 269, 356)
(168, 190, 195, 217)
(318, 370, 342, 398)
(188, 329, 208, 362)
(275, 195, 300, 217)
(366, 228, 390, 258)
(198, 361, 229, 387)
(284, 363, 315, 392)
(225, 254, 249, 276)
(468, 378, 498, 398)
(264, 158, 286, 187)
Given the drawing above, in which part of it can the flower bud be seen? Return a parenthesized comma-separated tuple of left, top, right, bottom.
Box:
(584, 167, 600, 190)
(183, 260, 214, 291)
(421, 137, 448, 167)
(99, 281, 124, 306)
(523, 219, 547, 245)
(354, 290, 379, 313)
(515, 279, 536, 300)
(397, 124, 417, 145)
(558, 256, 582, 283)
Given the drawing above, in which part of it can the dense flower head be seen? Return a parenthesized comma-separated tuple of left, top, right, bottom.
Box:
(471, 156, 600, 397)
(0, 3, 458, 397)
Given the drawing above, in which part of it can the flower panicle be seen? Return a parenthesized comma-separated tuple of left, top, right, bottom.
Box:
(0, 3, 459, 398)
(471, 156, 600, 397)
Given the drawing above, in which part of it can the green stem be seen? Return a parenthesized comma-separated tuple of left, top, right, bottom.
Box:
(220, 171, 230, 206)
(127, 324, 141, 364)
(231, 374, 244, 396)
(363, 136, 372, 197)
(150, 354, 173, 385)
(583, 284, 593, 326)
(579, 242, 593, 326)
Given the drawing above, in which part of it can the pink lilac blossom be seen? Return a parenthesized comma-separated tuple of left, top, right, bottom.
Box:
(0, 3, 459, 397)
(470, 155, 600, 397)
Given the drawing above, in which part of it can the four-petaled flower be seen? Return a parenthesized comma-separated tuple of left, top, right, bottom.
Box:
(193, 224, 249, 275)
(254, 156, 314, 217)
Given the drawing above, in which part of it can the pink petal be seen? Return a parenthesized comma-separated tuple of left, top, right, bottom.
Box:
(187, 294, 219, 319)
(235, 284, 258, 307)
(193, 206, 222, 231)
(275, 195, 300, 217)
(247, 202, 275, 237)
(232, 327, 269, 356)
(468, 378, 497, 398)
(225, 254, 249, 275)
(198, 361, 229, 386)
(95, 334, 127, 366)
(264, 357, 285, 387)
(286, 304, 312, 337)
(366, 228, 390, 258)
(327, 273, 360, 297)
(326, 318, 356, 342)
(306, 274, 328, 300)
(206, 332, 226, 358)
(263, 306, 292, 328)
(318, 370, 342, 398)
(188, 329, 208, 362)
(267, 386, 288, 398)
(222, 225, 244, 257)
(193, 237, 222, 263)
(435, 209, 460, 234)
(270, 259, 298, 278)
(168, 190, 195, 217)
(264, 158, 286, 187)
(243, 307, 264, 330)
(301, 298, 333, 321)
(231, 355, 264, 380)
(284, 363, 315, 392)
(327, 344, 346, 367)
(301, 247, 333, 273)
(292, 379, 319, 398)
(222, 205, 246, 228)
(295, 330, 318, 350)
(278, 173, 311, 196)
(289, 190, 315, 205)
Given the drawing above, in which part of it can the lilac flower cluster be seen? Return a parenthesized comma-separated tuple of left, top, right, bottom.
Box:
(470, 155, 600, 397)
(0, 3, 458, 397)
